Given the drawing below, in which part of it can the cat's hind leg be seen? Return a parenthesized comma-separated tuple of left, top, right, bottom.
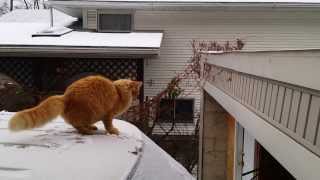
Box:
(62, 115, 97, 135)
(76, 125, 98, 134)
(88, 125, 98, 131)
(102, 114, 119, 135)
(73, 125, 96, 135)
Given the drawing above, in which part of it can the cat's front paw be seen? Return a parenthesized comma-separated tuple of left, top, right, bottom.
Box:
(107, 127, 120, 135)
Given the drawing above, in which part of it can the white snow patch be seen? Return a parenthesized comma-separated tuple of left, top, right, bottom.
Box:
(0, 112, 143, 180)
(0, 9, 77, 26)
(0, 111, 195, 180)
(132, 133, 195, 180)
(0, 9, 162, 49)
(0, 22, 163, 48)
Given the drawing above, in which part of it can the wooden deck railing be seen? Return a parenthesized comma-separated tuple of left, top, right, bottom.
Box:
(204, 63, 320, 157)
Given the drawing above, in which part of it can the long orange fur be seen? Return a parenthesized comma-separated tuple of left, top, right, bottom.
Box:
(9, 75, 142, 135)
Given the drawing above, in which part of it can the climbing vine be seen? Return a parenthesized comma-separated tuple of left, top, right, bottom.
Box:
(124, 39, 245, 132)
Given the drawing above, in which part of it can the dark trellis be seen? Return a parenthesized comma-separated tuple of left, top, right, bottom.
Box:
(0, 57, 142, 111)
(0, 57, 141, 91)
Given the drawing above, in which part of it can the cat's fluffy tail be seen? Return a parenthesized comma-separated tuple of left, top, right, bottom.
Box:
(9, 95, 65, 131)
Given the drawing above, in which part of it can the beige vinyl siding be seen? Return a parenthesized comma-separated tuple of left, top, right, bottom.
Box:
(84, 9, 98, 30)
(134, 10, 320, 116)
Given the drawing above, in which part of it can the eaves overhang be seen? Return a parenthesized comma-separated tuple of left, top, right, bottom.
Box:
(0, 46, 160, 58)
(46, 0, 320, 10)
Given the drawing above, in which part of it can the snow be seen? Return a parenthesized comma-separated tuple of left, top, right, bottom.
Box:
(0, 112, 143, 180)
(0, 9, 162, 49)
(0, 10, 162, 49)
(0, 0, 8, 16)
(0, 111, 195, 180)
(0, 23, 163, 48)
(0, 9, 77, 26)
(132, 133, 195, 180)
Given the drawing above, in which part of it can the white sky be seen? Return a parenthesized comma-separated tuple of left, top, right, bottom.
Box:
(3, 0, 320, 3)
(68, 0, 320, 3)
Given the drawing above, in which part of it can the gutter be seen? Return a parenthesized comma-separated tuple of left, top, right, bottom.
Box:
(0, 46, 160, 58)
(46, 1, 320, 10)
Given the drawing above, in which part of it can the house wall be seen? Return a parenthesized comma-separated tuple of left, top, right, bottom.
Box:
(83, 9, 320, 121)
(132, 9, 320, 118)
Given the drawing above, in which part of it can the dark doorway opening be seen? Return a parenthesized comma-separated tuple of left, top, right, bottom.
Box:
(255, 143, 295, 180)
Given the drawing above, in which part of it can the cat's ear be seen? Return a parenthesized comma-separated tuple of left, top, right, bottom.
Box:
(136, 81, 143, 89)
(130, 81, 143, 89)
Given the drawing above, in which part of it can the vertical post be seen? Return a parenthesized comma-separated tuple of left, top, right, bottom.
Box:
(198, 89, 205, 180)
(50, 7, 53, 27)
(234, 122, 244, 180)
(137, 58, 146, 130)
(10, 0, 13, 11)
(137, 58, 144, 103)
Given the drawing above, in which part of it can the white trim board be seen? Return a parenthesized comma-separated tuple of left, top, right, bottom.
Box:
(204, 82, 320, 180)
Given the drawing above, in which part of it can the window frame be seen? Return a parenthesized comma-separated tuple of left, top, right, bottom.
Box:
(158, 98, 195, 123)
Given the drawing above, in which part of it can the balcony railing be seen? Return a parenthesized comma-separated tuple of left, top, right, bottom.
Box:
(204, 63, 320, 157)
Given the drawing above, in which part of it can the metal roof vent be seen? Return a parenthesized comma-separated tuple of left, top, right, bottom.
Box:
(32, 7, 73, 37)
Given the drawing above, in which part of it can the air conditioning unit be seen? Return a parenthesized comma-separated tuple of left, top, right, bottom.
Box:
(97, 10, 134, 32)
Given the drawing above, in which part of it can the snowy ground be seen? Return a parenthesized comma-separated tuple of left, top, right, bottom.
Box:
(0, 0, 46, 16)
(0, 0, 8, 15)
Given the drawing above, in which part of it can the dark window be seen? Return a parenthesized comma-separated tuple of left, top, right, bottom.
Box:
(175, 99, 194, 123)
(98, 14, 132, 32)
(158, 99, 194, 123)
(159, 99, 175, 122)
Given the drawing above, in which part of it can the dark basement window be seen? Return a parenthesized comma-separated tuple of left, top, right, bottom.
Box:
(158, 99, 194, 123)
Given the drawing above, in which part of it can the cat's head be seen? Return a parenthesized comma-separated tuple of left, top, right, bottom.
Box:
(129, 80, 143, 99)
(114, 79, 143, 99)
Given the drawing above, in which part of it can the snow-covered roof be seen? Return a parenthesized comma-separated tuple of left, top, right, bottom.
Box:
(0, 111, 195, 180)
(0, 10, 163, 56)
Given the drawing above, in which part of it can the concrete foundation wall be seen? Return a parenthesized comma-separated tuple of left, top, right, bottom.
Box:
(201, 92, 228, 180)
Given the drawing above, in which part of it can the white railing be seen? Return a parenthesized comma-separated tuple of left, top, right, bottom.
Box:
(204, 63, 320, 157)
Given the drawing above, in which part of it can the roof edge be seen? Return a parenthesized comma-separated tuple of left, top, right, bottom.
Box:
(0, 46, 160, 58)
(46, 1, 320, 10)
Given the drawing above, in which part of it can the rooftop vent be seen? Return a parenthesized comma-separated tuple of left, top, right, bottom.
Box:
(32, 8, 73, 37)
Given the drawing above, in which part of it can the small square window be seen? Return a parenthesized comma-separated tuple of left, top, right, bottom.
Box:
(158, 99, 194, 123)
(98, 13, 132, 32)
(175, 99, 194, 123)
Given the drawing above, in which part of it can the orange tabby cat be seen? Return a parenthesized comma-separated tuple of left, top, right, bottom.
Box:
(9, 75, 142, 135)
